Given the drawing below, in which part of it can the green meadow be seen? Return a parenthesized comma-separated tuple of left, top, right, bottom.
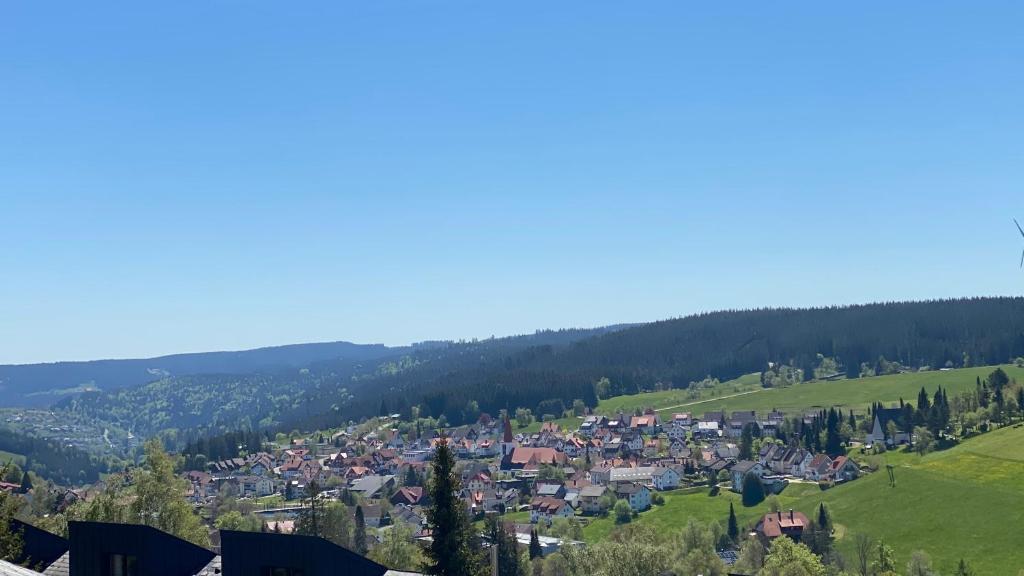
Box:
(562, 365, 1024, 573)
(525, 365, 1023, 434)
(577, 419, 1024, 574)
(660, 365, 1024, 417)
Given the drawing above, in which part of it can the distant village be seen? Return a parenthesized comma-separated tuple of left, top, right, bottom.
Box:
(175, 407, 877, 559)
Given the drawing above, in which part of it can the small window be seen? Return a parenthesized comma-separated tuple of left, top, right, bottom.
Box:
(108, 554, 138, 576)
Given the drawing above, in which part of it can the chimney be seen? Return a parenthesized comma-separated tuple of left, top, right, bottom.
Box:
(789, 509, 794, 520)
(776, 510, 781, 520)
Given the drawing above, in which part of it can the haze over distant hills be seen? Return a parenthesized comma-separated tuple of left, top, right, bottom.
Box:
(0, 341, 400, 407)
(0, 327, 633, 409)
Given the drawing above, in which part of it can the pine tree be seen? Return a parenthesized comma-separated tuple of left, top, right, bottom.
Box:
(354, 505, 368, 555)
(425, 435, 484, 576)
(741, 473, 765, 507)
(528, 529, 542, 560)
(739, 424, 754, 460)
(817, 502, 830, 531)
(297, 480, 323, 538)
(18, 471, 32, 495)
(405, 465, 420, 487)
(487, 518, 521, 576)
(917, 387, 930, 413)
(727, 502, 739, 542)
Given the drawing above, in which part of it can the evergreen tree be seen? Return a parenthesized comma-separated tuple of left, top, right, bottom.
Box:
(741, 473, 765, 507)
(739, 423, 755, 460)
(727, 502, 739, 542)
(528, 529, 542, 560)
(425, 435, 484, 576)
(486, 518, 522, 576)
(18, 472, 32, 495)
(405, 465, 420, 487)
(955, 558, 975, 576)
(354, 505, 368, 555)
(917, 387, 931, 413)
(297, 480, 323, 538)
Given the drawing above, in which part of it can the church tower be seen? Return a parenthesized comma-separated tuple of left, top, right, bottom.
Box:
(501, 414, 517, 457)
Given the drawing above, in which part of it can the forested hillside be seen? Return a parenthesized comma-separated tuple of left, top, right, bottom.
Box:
(0, 428, 109, 484)
(0, 340, 399, 407)
(321, 297, 1024, 429)
(53, 327, 628, 443)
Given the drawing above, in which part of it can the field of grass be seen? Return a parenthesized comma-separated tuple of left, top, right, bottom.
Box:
(581, 482, 823, 543)
(521, 373, 764, 433)
(0, 449, 26, 467)
(650, 365, 1024, 418)
(559, 365, 1024, 573)
(578, 423, 1024, 574)
(791, 424, 1024, 574)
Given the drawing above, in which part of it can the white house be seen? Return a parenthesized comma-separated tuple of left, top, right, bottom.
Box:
(615, 482, 651, 512)
(651, 467, 681, 491)
(530, 497, 574, 523)
(804, 454, 833, 481)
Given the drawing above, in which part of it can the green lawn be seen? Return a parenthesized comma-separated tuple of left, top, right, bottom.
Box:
(791, 424, 1024, 574)
(521, 373, 763, 433)
(581, 483, 823, 543)
(654, 365, 1024, 417)
(581, 423, 1024, 574)
(0, 450, 26, 467)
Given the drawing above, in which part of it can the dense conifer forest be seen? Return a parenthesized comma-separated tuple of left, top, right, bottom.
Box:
(27, 298, 1024, 442)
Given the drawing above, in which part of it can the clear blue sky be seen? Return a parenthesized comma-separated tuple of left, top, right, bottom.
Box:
(2, 2, 1023, 364)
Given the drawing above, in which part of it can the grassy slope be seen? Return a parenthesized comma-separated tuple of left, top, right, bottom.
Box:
(0, 449, 26, 467)
(649, 365, 1024, 417)
(573, 365, 1024, 574)
(520, 373, 763, 433)
(529, 366, 1024, 435)
(582, 425, 1024, 573)
(792, 424, 1024, 575)
(581, 483, 823, 542)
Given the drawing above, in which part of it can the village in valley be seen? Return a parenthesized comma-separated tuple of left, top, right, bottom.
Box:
(179, 401, 881, 563)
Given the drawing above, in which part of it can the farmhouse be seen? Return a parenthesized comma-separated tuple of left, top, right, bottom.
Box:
(756, 509, 809, 542)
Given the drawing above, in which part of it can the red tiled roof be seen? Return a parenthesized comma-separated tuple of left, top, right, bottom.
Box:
(759, 510, 809, 538)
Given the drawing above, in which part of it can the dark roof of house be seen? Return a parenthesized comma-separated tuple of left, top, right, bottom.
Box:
(220, 530, 387, 576)
(9, 519, 68, 569)
(731, 460, 759, 475)
(874, 408, 904, 427)
(68, 521, 217, 576)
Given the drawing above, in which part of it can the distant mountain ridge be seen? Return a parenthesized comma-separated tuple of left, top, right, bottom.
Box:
(0, 341, 400, 407)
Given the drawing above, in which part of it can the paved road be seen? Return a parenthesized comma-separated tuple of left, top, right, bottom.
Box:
(653, 388, 765, 413)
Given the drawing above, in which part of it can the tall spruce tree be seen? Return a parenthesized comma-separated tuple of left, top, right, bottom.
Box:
(487, 518, 522, 576)
(741, 473, 765, 507)
(727, 502, 739, 542)
(425, 436, 484, 576)
(528, 529, 542, 560)
(354, 505, 368, 555)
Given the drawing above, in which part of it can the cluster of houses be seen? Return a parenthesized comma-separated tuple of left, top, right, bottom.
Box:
(177, 407, 862, 557)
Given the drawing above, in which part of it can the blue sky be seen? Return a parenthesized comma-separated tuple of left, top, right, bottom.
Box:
(2, 2, 1023, 364)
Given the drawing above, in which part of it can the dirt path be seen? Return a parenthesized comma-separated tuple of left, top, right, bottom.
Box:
(653, 388, 765, 413)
